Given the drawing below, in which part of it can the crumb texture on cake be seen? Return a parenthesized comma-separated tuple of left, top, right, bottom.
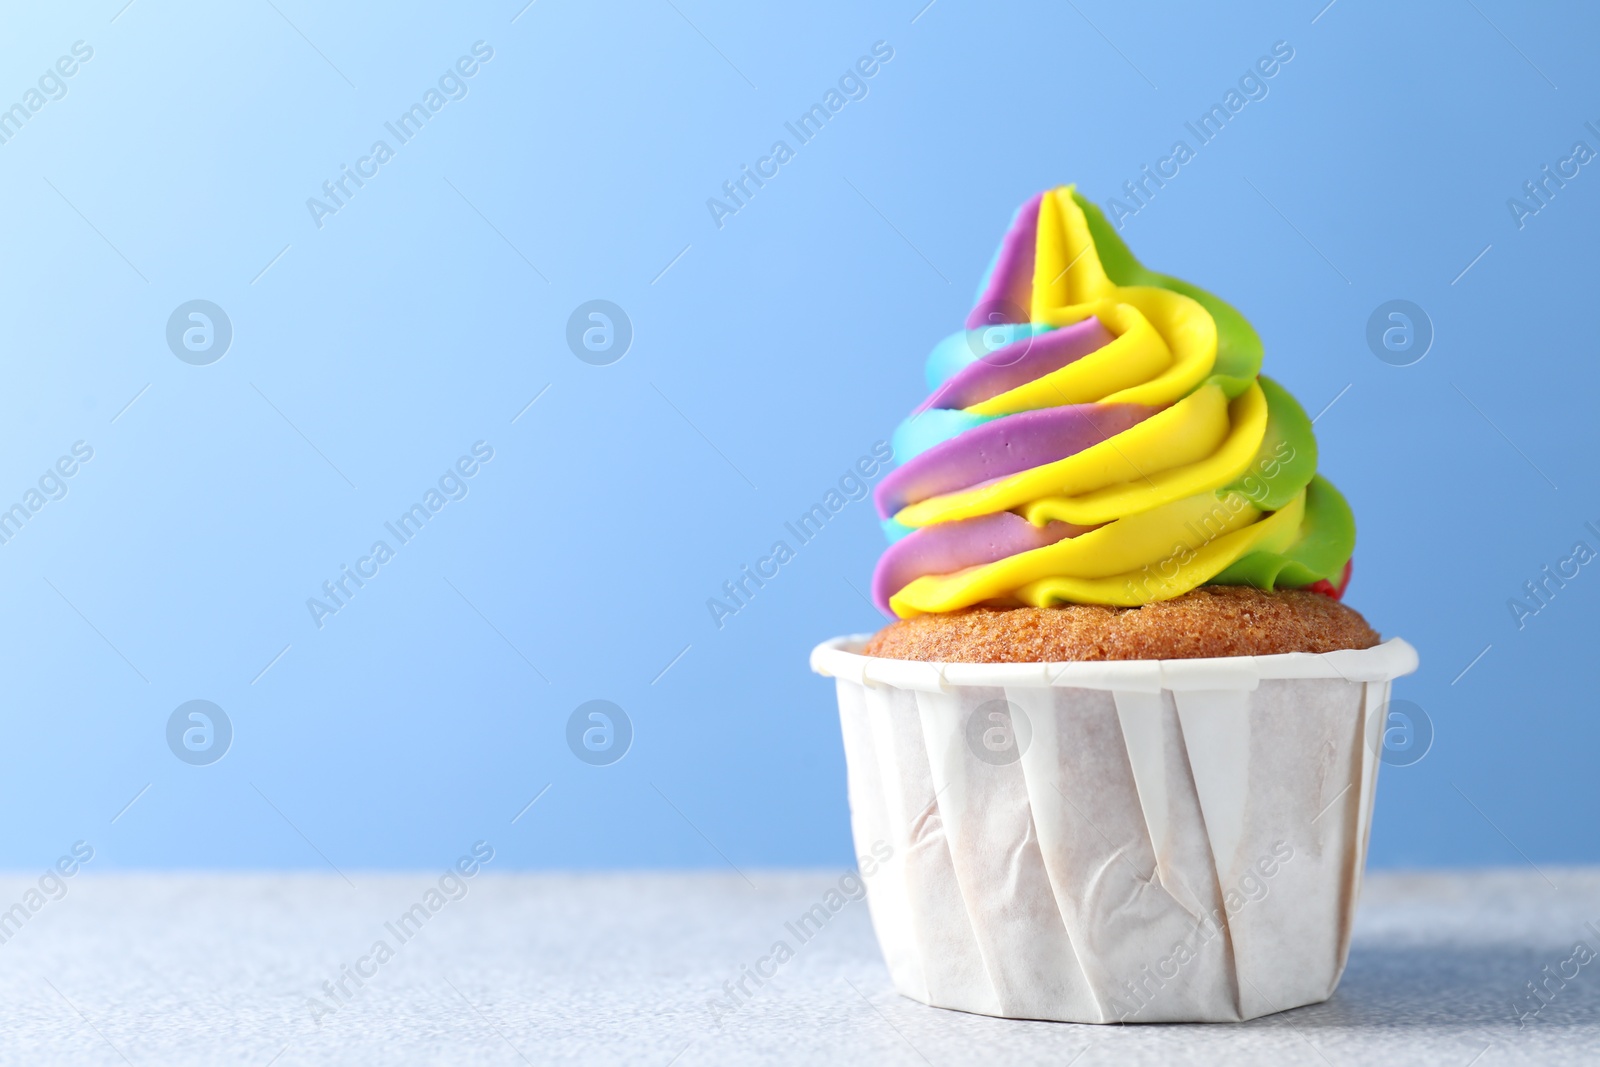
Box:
(861, 586, 1381, 663)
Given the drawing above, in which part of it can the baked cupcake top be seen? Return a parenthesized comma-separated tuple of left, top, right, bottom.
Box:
(871, 186, 1354, 619)
(863, 586, 1380, 662)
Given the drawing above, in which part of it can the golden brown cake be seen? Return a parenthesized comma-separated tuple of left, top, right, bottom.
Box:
(862, 586, 1379, 663)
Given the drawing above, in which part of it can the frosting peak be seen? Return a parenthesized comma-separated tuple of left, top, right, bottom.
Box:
(872, 186, 1354, 617)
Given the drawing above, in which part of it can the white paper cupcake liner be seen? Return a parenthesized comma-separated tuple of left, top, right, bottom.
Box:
(811, 635, 1419, 1024)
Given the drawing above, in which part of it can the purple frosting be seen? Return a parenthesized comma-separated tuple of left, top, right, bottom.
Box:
(965, 192, 1042, 330)
(871, 512, 1085, 614)
(875, 402, 1160, 519)
(917, 316, 1116, 415)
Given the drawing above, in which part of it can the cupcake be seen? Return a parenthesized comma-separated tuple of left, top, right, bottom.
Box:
(812, 186, 1416, 1023)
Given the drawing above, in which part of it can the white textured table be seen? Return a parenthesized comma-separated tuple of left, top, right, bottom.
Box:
(0, 869, 1593, 1065)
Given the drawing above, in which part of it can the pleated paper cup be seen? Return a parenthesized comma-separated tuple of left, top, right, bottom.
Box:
(811, 635, 1419, 1024)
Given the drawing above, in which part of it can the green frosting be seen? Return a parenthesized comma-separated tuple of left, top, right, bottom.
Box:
(1073, 191, 1262, 400)
(1213, 475, 1356, 590)
(1222, 375, 1318, 511)
(1075, 191, 1354, 593)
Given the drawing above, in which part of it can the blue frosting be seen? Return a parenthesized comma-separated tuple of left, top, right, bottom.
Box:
(891, 406, 997, 465)
(924, 330, 974, 392)
(923, 322, 1056, 392)
(880, 516, 916, 545)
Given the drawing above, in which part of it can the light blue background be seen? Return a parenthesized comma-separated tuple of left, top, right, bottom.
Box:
(2, 0, 1595, 874)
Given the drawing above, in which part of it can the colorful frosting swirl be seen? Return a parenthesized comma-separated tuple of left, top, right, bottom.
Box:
(871, 185, 1355, 618)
